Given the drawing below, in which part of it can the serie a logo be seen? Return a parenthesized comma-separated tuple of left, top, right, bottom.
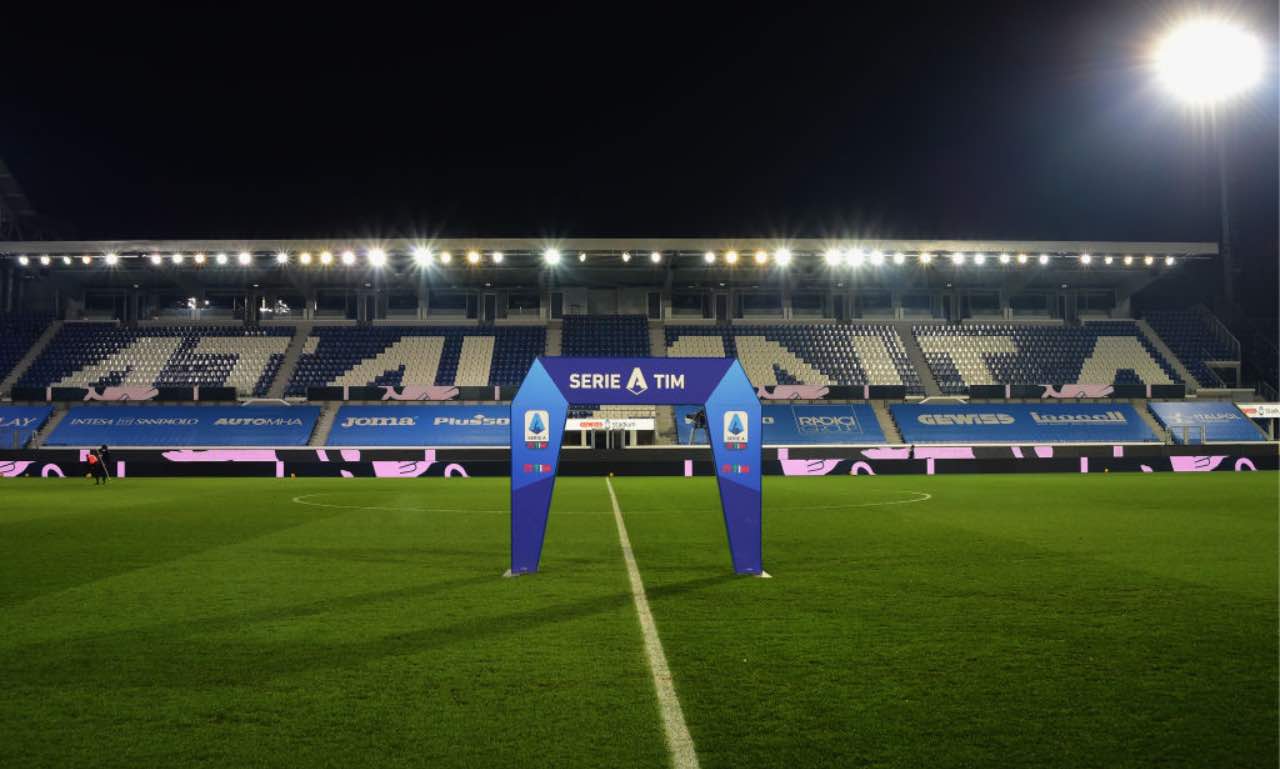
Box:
(524, 409, 550, 449)
(722, 410, 749, 450)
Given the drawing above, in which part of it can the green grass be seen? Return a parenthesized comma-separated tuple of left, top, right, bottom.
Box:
(0, 473, 1276, 768)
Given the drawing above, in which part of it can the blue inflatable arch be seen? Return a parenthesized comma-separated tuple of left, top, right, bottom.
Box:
(509, 357, 763, 575)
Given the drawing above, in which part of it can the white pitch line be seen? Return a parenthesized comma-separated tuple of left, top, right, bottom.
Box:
(605, 476, 700, 769)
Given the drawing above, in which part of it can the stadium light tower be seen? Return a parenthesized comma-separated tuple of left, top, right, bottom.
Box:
(1153, 16, 1264, 315)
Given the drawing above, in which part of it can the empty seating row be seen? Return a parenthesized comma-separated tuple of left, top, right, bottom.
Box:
(664, 324, 924, 394)
(0, 313, 53, 385)
(285, 325, 545, 396)
(913, 322, 1181, 394)
(18, 323, 293, 396)
(561, 315, 651, 357)
(1143, 310, 1233, 387)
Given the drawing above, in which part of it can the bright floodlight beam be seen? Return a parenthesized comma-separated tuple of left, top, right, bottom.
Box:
(1154, 18, 1263, 105)
(543, 248, 561, 266)
(774, 248, 792, 266)
(238, 251, 252, 266)
(367, 249, 387, 268)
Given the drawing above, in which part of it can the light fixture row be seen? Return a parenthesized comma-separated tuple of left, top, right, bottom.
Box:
(10, 249, 1182, 269)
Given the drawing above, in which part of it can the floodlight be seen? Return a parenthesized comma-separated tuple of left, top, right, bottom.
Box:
(215, 252, 229, 266)
(1080, 253, 1092, 265)
(920, 252, 933, 264)
(621, 251, 632, 263)
(869, 250, 885, 266)
(998, 253, 1010, 265)
(1144, 255, 1155, 266)
(148, 254, 161, 266)
(274, 251, 288, 265)
(341, 250, 356, 266)
(238, 251, 253, 266)
(725, 250, 739, 265)
(367, 249, 387, 267)
(892, 251, 905, 265)
(105, 253, 119, 266)
(17, 255, 29, 266)
(823, 249, 842, 266)
(650, 251, 662, 264)
(1155, 18, 1263, 105)
(847, 249, 865, 268)
(319, 251, 333, 266)
(299, 252, 312, 266)
(1038, 253, 1050, 265)
(80, 255, 91, 265)
(1016, 253, 1028, 265)
(467, 250, 482, 264)
(61, 256, 71, 265)
(439, 251, 453, 264)
(705, 251, 717, 264)
(753, 249, 768, 265)
(973, 253, 986, 265)
(1104, 255, 1114, 265)
(950, 252, 965, 265)
(492, 251, 505, 264)
(1165, 255, 1176, 266)
(543, 248, 561, 265)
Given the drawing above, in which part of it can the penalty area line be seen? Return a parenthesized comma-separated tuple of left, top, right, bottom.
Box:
(605, 476, 700, 769)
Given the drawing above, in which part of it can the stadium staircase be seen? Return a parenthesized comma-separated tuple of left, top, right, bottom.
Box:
(267, 322, 311, 399)
(1135, 319, 1197, 392)
(29, 405, 69, 449)
(650, 322, 675, 443)
(648, 324, 666, 357)
(0, 319, 62, 397)
(1133, 400, 1169, 444)
(545, 324, 562, 356)
(871, 401, 904, 443)
(309, 401, 340, 446)
(892, 321, 942, 396)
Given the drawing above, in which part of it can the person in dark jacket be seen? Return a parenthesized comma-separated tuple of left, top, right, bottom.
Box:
(87, 449, 108, 485)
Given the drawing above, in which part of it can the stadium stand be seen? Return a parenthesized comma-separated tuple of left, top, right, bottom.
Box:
(1143, 310, 1234, 387)
(0, 313, 52, 384)
(285, 325, 545, 396)
(892, 403, 1161, 443)
(561, 315, 651, 357)
(1148, 401, 1267, 443)
(18, 323, 292, 396)
(664, 324, 924, 394)
(913, 321, 1180, 394)
(44, 405, 319, 446)
(0, 405, 53, 448)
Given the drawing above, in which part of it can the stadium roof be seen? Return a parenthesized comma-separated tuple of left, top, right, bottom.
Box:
(0, 237, 1219, 261)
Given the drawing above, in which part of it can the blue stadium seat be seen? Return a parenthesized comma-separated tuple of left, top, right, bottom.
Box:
(19, 323, 294, 397)
(0, 313, 52, 385)
(912, 322, 1181, 394)
(561, 315, 651, 357)
(1143, 310, 1234, 387)
(664, 323, 924, 394)
(285, 325, 546, 396)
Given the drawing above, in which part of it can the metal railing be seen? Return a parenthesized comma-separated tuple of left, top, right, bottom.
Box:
(1193, 304, 1241, 360)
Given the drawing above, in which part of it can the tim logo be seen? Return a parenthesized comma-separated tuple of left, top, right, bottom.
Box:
(722, 410, 748, 449)
(524, 410, 550, 449)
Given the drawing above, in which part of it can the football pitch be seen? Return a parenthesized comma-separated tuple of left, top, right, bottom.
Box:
(1, 473, 1276, 769)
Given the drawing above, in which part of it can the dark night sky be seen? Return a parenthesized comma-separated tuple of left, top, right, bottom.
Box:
(3, 2, 1277, 315)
